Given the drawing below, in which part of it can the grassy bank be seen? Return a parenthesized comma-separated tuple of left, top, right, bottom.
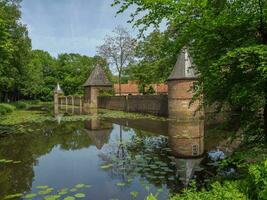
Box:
(0, 101, 52, 116)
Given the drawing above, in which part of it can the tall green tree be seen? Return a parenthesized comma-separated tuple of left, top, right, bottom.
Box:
(56, 53, 111, 96)
(23, 50, 57, 100)
(113, 0, 267, 139)
(0, 0, 31, 102)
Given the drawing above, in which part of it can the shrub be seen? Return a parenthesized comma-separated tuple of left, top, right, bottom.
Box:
(171, 181, 246, 200)
(11, 101, 27, 109)
(247, 160, 267, 200)
(0, 104, 16, 116)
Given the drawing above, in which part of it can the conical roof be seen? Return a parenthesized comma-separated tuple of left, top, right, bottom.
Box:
(83, 65, 112, 87)
(168, 47, 197, 81)
(54, 83, 63, 94)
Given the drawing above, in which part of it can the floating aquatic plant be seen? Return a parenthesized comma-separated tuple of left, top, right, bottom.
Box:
(116, 182, 126, 187)
(12, 184, 89, 200)
(63, 196, 76, 200)
(130, 191, 138, 199)
(74, 193, 86, 198)
(24, 193, 37, 199)
(100, 163, 113, 169)
(4, 193, 23, 199)
(0, 159, 21, 164)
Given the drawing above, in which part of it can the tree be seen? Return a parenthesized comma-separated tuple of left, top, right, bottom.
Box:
(112, 0, 267, 139)
(124, 31, 176, 89)
(0, 0, 31, 102)
(56, 54, 111, 96)
(23, 50, 57, 100)
(97, 26, 137, 95)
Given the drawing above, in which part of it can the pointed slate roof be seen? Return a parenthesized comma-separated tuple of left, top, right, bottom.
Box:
(168, 47, 197, 81)
(83, 65, 112, 87)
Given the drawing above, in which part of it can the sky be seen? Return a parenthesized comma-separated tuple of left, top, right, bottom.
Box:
(21, 0, 138, 57)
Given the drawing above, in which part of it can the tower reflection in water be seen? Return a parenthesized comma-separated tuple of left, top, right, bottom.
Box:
(84, 119, 113, 150)
(168, 119, 204, 185)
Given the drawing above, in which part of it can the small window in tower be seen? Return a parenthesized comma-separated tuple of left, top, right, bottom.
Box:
(192, 144, 199, 156)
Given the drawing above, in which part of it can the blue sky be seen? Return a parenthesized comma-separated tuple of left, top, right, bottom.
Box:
(21, 0, 137, 57)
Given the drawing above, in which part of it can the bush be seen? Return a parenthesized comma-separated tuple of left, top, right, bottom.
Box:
(247, 160, 267, 200)
(11, 101, 27, 109)
(0, 104, 16, 115)
(171, 181, 246, 200)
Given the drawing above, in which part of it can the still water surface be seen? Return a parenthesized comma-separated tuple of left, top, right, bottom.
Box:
(0, 113, 235, 200)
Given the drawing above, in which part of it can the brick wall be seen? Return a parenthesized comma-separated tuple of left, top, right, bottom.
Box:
(98, 95, 168, 116)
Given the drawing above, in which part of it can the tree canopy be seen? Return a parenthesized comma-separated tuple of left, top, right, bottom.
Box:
(113, 0, 267, 138)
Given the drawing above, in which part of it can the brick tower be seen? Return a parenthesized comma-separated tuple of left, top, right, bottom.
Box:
(167, 47, 201, 120)
(83, 65, 112, 110)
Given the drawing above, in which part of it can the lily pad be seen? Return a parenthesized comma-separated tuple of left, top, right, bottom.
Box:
(74, 193, 86, 198)
(116, 182, 126, 187)
(100, 164, 113, 169)
(24, 193, 37, 199)
(58, 188, 68, 195)
(38, 187, 53, 195)
(75, 184, 85, 188)
(63, 196, 76, 200)
(4, 193, 23, 199)
(36, 185, 49, 189)
(44, 195, 61, 200)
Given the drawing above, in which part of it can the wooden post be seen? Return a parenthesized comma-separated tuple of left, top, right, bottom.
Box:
(72, 96, 74, 114)
(65, 96, 68, 112)
(80, 97, 83, 114)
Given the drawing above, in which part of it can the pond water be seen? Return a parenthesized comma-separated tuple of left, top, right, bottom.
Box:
(0, 110, 237, 200)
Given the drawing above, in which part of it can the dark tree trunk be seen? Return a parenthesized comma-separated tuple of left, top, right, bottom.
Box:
(118, 72, 122, 96)
(264, 103, 267, 142)
(264, 85, 267, 142)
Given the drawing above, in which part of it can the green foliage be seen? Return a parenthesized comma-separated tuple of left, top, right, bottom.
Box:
(0, 104, 15, 115)
(146, 193, 158, 200)
(172, 181, 246, 200)
(247, 160, 267, 199)
(0, 0, 32, 102)
(124, 31, 176, 86)
(146, 86, 155, 95)
(130, 191, 138, 199)
(10, 101, 27, 109)
(203, 45, 267, 138)
(98, 89, 114, 97)
(113, 0, 267, 139)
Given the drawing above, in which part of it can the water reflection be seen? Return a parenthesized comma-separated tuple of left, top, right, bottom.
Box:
(168, 120, 204, 185)
(0, 111, 237, 199)
(84, 119, 112, 150)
